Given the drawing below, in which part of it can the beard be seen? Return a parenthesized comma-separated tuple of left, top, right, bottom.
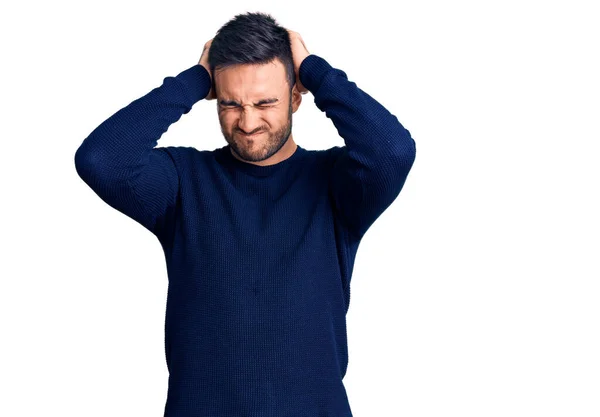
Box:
(220, 100, 293, 163)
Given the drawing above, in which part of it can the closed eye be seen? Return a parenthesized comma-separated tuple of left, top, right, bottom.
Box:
(220, 104, 275, 110)
(219, 98, 279, 108)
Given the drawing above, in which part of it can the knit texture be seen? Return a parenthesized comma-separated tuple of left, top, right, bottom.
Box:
(75, 54, 416, 417)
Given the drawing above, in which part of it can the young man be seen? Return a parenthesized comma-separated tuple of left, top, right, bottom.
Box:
(75, 11, 416, 417)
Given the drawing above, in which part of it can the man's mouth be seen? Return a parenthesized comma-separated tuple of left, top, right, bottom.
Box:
(239, 131, 264, 138)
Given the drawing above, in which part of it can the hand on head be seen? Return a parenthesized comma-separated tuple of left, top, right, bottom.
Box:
(286, 29, 310, 94)
(198, 38, 216, 100)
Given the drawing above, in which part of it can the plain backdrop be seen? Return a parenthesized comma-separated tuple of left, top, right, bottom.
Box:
(1, 0, 598, 416)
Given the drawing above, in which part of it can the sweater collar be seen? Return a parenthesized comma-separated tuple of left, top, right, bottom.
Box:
(218, 143, 306, 177)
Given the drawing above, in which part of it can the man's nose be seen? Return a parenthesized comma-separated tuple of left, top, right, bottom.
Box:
(237, 108, 263, 134)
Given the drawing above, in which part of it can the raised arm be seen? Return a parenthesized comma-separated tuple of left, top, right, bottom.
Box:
(299, 54, 416, 241)
(74, 61, 212, 239)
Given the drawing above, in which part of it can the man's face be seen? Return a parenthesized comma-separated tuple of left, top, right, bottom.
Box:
(215, 58, 301, 163)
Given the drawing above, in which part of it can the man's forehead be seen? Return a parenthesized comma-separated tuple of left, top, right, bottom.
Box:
(216, 61, 286, 98)
(219, 84, 279, 100)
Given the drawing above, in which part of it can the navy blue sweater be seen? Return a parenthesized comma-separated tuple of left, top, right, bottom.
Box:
(75, 54, 416, 417)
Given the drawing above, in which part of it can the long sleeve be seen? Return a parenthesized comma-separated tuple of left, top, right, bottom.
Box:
(74, 63, 212, 238)
(299, 54, 416, 241)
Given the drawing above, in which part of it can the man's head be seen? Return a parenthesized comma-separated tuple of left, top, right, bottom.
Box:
(208, 12, 302, 165)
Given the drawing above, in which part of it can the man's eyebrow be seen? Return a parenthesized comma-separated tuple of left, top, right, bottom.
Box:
(218, 98, 279, 106)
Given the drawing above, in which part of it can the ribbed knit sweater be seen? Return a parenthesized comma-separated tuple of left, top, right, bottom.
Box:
(74, 54, 416, 417)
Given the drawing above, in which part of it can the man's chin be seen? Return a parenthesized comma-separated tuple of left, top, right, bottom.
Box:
(230, 146, 264, 162)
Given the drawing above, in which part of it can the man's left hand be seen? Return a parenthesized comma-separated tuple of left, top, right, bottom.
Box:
(287, 29, 310, 94)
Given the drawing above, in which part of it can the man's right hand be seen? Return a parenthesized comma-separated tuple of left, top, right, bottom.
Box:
(198, 38, 216, 100)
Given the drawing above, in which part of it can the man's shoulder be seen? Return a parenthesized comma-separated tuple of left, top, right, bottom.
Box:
(319, 145, 346, 166)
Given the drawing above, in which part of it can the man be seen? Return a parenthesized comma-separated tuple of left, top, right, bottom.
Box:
(74, 11, 416, 417)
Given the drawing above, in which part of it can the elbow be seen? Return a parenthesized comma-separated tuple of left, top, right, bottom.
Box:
(74, 144, 95, 182)
(74, 144, 88, 181)
(74, 141, 108, 186)
(389, 131, 416, 178)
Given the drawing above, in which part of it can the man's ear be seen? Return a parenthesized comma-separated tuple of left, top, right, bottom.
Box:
(291, 83, 302, 113)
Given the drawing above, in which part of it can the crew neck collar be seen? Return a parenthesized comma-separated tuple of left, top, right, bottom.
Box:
(217, 144, 307, 177)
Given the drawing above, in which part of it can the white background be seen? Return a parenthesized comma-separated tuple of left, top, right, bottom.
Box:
(1, 0, 599, 416)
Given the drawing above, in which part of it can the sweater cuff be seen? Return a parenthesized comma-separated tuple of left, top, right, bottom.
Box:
(175, 64, 212, 104)
(299, 54, 334, 93)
